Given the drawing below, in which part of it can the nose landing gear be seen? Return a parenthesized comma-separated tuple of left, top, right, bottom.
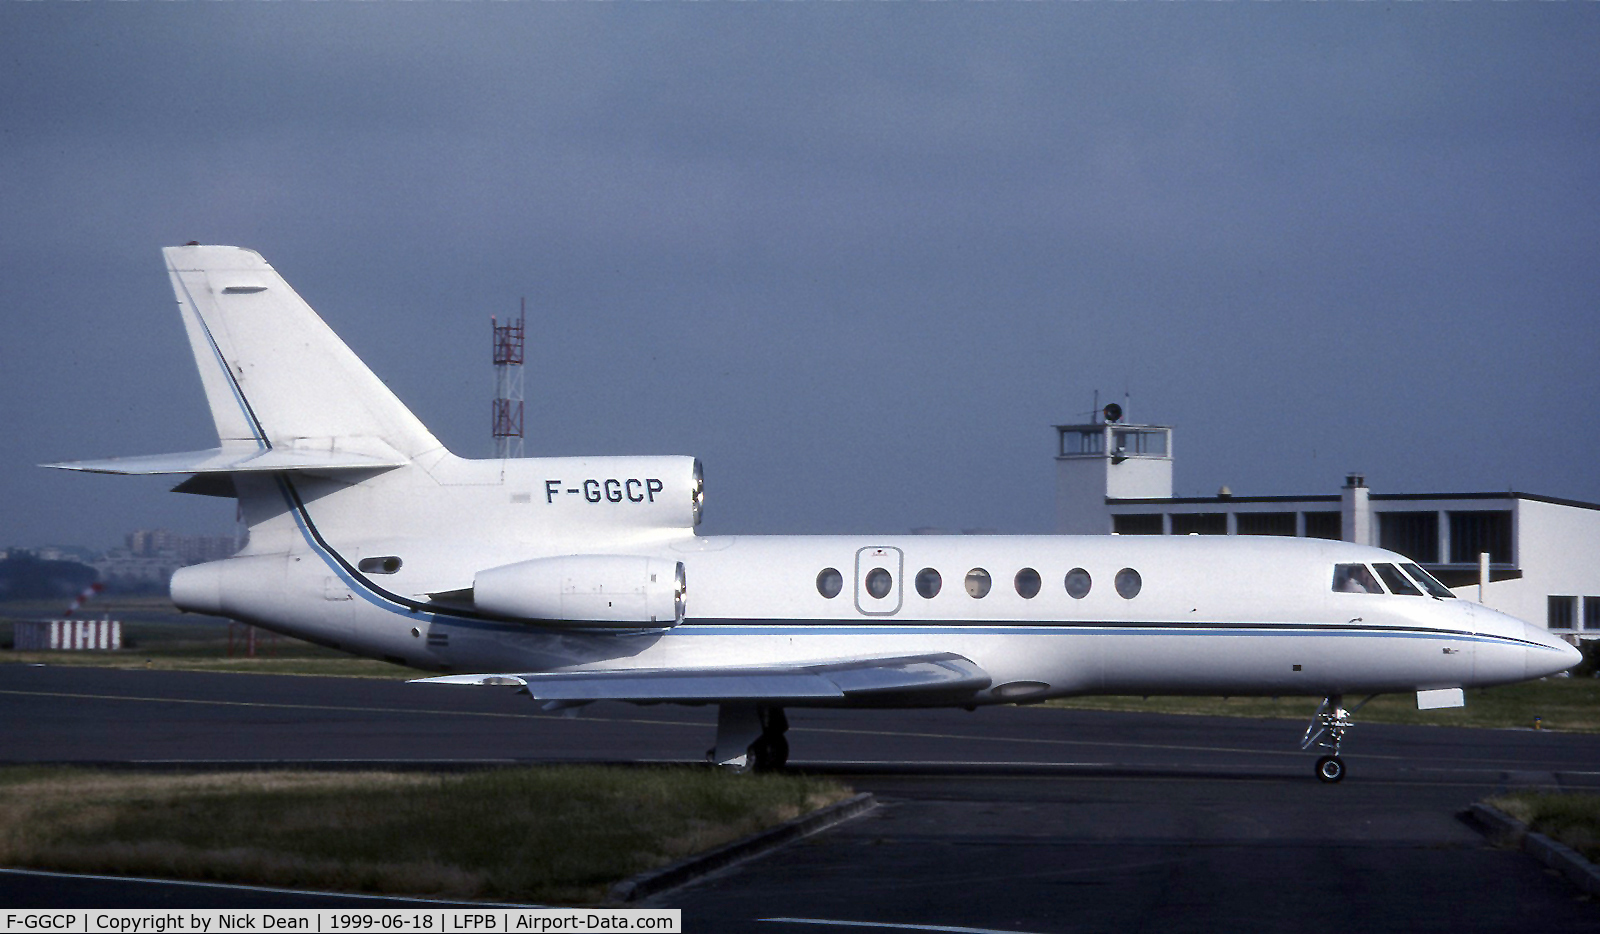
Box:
(1300, 694, 1373, 783)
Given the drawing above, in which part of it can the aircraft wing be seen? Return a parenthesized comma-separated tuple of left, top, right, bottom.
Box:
(411, 652, 991, 704)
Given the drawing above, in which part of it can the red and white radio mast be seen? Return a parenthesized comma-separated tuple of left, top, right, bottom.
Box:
(491, 301, 526, 459)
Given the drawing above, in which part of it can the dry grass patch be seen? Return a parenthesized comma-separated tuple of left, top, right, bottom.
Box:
(1485, 791, 1600, 863)
(0, 766, 852, 904)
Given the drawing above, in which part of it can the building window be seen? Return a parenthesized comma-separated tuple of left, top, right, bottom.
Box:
(1548, 596, 1577, 630)
(1585, 597, 1600, 631)
(1237, 513, 1295, 536)
(1060, 429, 1103, 456)
(1379, 512, 1439, 563)
(1171, 513, 1227, 535)
(1112, 429, 1167, 456)
(1113, 514, 1163, 535)
(1304, 512, 1342, 541)
(1449, 511, 1513, 565)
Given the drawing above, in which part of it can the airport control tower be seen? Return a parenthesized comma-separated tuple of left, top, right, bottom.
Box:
(1055, 403, 1173, 534)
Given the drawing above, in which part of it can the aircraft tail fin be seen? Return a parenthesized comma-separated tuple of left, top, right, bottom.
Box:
(163, 244, 443, 461)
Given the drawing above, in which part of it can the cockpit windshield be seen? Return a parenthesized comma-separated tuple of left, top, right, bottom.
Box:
(1373, 563, 1423, 596)
(1332, 564, 1383, 595)
(1400, 562, 1456, 599)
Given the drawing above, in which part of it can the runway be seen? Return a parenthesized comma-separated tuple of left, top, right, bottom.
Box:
(3, 663, 1599, 930)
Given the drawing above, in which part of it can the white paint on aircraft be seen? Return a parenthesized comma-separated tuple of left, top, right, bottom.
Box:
(47, 245, 1581, 781)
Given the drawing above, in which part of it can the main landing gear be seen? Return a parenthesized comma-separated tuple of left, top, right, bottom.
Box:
(1300, 694, 1373, 783)
(710, 704, 789, 773)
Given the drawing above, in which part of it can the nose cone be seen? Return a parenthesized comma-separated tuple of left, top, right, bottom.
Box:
(1524, 624, 1582, 679)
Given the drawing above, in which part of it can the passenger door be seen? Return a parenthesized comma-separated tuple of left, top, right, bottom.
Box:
(854, 545, 904, 616)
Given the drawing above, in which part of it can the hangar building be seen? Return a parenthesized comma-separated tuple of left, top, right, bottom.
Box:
(1054, 412, 1600, 639)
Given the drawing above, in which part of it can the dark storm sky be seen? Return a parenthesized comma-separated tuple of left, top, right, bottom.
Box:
(3, 4, 1597, 551)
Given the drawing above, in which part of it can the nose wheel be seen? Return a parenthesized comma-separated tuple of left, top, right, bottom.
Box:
(1301, 694, 1372, 783)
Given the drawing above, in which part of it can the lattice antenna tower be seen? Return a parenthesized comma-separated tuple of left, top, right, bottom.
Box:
(491, 301, 526, 459)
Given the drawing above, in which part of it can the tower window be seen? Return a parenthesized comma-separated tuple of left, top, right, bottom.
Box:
(1113, 514, 1163, 535)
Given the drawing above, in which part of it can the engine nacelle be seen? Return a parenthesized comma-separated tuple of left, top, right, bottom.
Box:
(473, 555, 686, 629)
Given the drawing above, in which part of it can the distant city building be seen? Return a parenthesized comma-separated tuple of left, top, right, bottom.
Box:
(33, 545, 97, 564)
(93, 528, 243, 589)
(1054, 413, 1600, 639)
(125, 529, 239, 564)
(4, 530, 241, 593)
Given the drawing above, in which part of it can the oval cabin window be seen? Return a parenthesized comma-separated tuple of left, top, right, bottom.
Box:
(817, 567, 844, 599)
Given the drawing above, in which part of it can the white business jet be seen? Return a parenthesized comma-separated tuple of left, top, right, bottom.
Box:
(49, 245, 1580, 783)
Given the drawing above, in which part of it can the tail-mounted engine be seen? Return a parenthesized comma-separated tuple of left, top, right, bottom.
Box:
(473, 554, 686, 629)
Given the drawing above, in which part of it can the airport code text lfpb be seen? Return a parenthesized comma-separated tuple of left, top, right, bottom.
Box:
(1, 913, 680, 934)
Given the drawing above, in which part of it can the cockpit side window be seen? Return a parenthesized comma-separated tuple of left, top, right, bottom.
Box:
(1373, 563, 1423, 596)
(1332, 564, 1383, 595)
(1400, 562, 1456, 599)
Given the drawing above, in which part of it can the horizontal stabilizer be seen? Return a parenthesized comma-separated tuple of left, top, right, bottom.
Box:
(43, 438, 408, 476)
(412, 652, 991, 705)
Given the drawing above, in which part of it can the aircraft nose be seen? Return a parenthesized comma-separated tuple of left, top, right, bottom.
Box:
(1524, 624, 1582, 679)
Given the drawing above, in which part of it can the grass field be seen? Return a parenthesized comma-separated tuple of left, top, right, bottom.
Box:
(1485, 791, 1600, 863)
(1047, 678, 1600, 733)
(0, 765, 852, 904)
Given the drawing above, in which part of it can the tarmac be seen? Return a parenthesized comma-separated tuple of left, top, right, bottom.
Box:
(3, 663, 1598, 931)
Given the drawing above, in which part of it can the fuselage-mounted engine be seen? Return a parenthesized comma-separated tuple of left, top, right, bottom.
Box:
(473, 554, 686, 630)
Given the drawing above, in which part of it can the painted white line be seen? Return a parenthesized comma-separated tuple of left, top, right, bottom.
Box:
(0, 866, 542, 906)
(0, 687, 738, 733)
(0, 687, 1322, 758)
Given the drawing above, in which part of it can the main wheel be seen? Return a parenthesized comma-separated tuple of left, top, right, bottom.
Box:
(767, 734, 789, 770)
(1315, 755, 1345, 783)
(746, 734, 789, 773)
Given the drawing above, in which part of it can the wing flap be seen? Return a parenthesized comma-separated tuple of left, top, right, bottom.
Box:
(412, 652, 990, 704)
